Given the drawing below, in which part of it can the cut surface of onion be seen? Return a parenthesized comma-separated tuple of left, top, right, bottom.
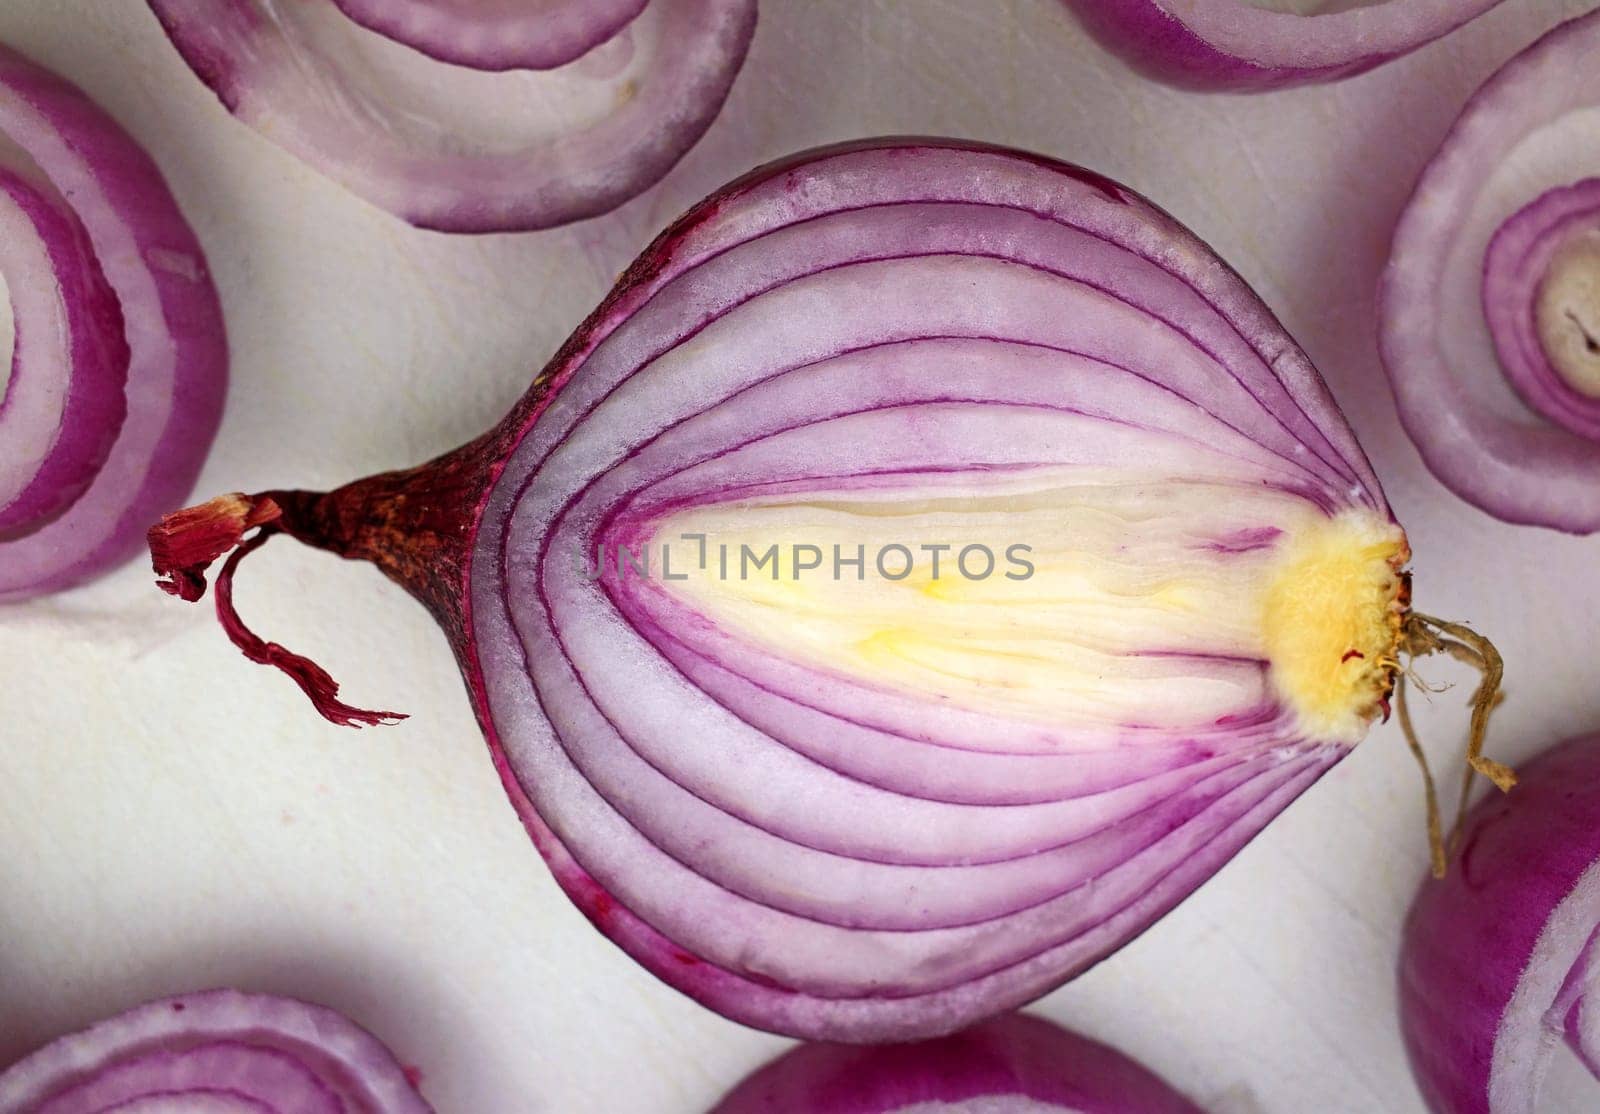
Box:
(0, 44, 226, 601)
(329, 0, 648, 71)
(1380, 9, 1600, 533)
(1399, 733, 1600, 1113)
(0, 989, 432, 1113)
(709, 1012, 1202, 1113)
(150, 139, 1495, 1042)
(146, 0, 756, 233)
(1059, 0, 1503, 91)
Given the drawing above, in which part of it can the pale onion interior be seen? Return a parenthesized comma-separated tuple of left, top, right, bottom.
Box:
(0, 259, 13, 399)
(1438, 105, 1600, 422)
(1536, 229, 1600, 397)
(259, 0, 655, 152)
(648, 470, 1405, 745)
(0, 179, 71, 510)
(892, 1100, 1082, 1114)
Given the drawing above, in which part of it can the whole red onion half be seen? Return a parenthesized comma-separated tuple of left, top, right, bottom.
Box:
(1400, 734, 1600, 1113)
(1380, 9, 1600, 533)
(145, 0, 756, 233)
(710, 1013, 1202, 1113)
(1059, 0, 1504, 91)
(0, 990, 432, 1113)
(153, 138, 1465, 1042)
(0, 44, 227, 602)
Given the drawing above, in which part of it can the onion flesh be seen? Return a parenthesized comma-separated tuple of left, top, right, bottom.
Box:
(1058, 0, 1504, 91)
(1379, 9, 1600, 533)
(0, 989, 432, 1113)
(146, 0, 757, 233)
(0, 44, 226, 601)
(1399, 734, 1600, 1113)
(709, 1013, 1202, 1113)
(151, 139, 1491, 1043)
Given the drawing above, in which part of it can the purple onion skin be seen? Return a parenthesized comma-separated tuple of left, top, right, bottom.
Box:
(711, 1013, 1205, 1113)
(0, 45, 227, 600)
(0, 989, 432, 1113)
(1060, 0, 1504, 92)
(1399, 735, 1600, 1113)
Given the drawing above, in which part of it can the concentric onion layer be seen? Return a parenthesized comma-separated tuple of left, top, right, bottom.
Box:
(1060, 0, 1503, 91)
(0, 161, 127, 533)
(1380, 9, 1600, 533)
(710, 1012, 1202, 1113)
(329, 0, 648, 71)
(147, 0, 756, 233)
(0, 990, 432, 1113)
(1399, 734, 1600, 1114)
(0, 45, 226, 601)
(469, 140, 1399, 1041)
(1483, 179, 1600, 441)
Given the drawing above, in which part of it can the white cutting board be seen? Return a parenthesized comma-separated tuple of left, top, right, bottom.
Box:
(1, 1, 1596, 1110)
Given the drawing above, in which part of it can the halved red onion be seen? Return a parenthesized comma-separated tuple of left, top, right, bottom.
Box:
(152, 139, 1494, 1042)
(1059, 0, 1503, 91)
(0, 45, 227, 601)
(1399, 734, 1600, 1113)
(0, 990, 432, 1113)
(329, 0, 648, 71)
(146, 0, 757, 234)
(710, 1013, 1202, 1113)
(1379, 9, 1600, 533)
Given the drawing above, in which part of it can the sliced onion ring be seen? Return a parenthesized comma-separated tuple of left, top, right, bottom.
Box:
(0, 990, 433, 1113)
(710, 1013, 1203, 1113)
(1059, 0, 1503, 91)
(146, 0, 757, 234)
(329, 0, 649, 72)
(1399, 734, 1600, 1113)
(0, 44, 226, 601)
(1379, 9, 1600, 533)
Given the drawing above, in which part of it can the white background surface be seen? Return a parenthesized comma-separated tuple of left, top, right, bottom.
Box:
(1, 1, 1597, 1111)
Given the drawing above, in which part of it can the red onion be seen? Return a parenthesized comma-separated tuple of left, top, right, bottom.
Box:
(145, 0, 757, 234)
(1059, 0, 1504, 91)
(0, 44, 227, 602)
(1380, 9, 1600, 533)
(710, 1013, 1202, 1113)
(150, 138, 1503, 1042)
(1399, 733, 1600, 1113)
(0, 989, 432, 1112)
